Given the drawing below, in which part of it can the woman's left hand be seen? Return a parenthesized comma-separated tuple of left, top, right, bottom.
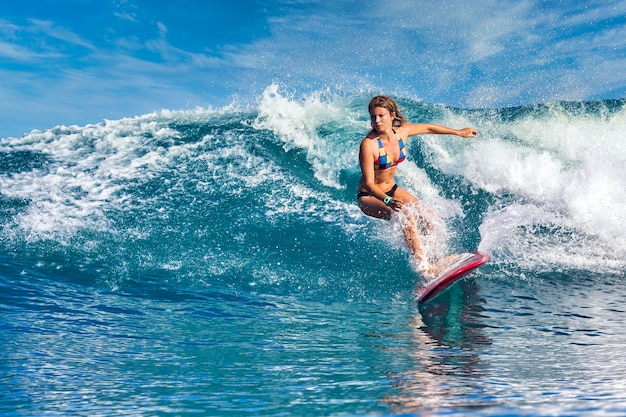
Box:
(458, 127, 478, 138)
(388, 198, 403, 212)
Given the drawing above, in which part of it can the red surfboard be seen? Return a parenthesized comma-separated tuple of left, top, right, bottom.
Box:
(415, 252, 489, 304)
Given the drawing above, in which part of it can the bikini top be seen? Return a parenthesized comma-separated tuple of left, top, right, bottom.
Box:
(374, 134, 406, 170)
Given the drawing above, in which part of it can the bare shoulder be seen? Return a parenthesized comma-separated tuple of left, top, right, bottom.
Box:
(396, 123, 428, 138)
(359, 135, 379, 159)
(361, 133, 378, 147)
(394, 125, 409, 138)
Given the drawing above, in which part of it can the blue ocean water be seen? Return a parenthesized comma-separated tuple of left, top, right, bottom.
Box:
(1, 85, 625, 416)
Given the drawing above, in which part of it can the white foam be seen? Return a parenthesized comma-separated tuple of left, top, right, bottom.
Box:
(252, 83, 362, 189)
(3, 92, 623, 276)
(435, 103, 626, 271)
(396, 160, 464, 221)
(0, 110, 215, 241)
(478, 203, 625, 274)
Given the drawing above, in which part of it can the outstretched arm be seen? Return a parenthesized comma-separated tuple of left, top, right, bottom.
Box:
(403, 123, 477, 138)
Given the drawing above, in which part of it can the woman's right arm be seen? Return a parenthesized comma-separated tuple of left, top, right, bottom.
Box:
(359, 140, 387, 202)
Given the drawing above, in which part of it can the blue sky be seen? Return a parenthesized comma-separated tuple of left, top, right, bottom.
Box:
(1, 0, 625, 138)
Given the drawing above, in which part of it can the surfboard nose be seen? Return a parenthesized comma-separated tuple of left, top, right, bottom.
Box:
(416, 252, 489, 304)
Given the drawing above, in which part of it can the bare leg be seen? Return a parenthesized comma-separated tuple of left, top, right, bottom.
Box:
(425, 254, 461, 278)
(401, 210, 427, 264)
(358, 187, 449, 278)
(400, 204, 454, 279)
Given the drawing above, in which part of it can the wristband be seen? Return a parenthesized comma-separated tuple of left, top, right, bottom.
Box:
(383, 196, 392, 206)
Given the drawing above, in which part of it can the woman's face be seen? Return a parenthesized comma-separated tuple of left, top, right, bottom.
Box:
(370, 107, 394, 132)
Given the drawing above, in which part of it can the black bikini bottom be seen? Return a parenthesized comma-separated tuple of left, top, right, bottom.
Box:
(357, 184, 397, 199)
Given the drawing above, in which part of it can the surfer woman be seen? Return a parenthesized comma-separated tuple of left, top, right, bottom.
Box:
(357, 96, 477, 276)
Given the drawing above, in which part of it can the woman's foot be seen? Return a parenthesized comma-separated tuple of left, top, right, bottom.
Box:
(419, 254, 461, 280)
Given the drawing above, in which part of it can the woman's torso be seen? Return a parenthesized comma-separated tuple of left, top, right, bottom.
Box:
(358, 131, 405, 191)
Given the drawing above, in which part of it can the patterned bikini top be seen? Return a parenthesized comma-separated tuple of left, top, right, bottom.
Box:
(374, 134, 406, 170)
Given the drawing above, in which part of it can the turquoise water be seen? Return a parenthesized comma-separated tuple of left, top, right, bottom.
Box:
(1, 86, 625, 416)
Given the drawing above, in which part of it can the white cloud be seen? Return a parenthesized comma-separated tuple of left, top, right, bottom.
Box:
(27, 19, 95, 50)
(0, 18, 94, 63)
(0, 40, 60, 60)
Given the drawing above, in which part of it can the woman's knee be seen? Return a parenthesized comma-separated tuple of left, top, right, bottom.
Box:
(358, 198, 392, 220)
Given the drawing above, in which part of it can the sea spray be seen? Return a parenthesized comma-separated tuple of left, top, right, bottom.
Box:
(2, 88, 626, 417)
(1, 88, 623, 290)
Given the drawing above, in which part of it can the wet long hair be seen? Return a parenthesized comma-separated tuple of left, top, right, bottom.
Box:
(368, 96, 408, 128)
